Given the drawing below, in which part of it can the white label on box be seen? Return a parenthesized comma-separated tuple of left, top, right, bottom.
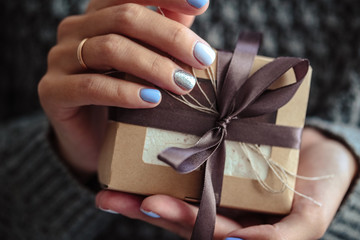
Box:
(143, 128, 270, 180)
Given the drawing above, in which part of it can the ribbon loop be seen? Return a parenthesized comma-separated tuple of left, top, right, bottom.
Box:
(217, 32, 261, 119)
(158, 127, 224, 174)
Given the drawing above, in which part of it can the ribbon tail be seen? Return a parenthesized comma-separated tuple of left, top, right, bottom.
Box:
(158, 128, 223, 174)
(191, 140, 226, 240)
(190, 161, 217, 240)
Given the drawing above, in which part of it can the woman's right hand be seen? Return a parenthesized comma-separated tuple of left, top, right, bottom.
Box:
(38, 0, 213, 180)
(96, 128, 358, 239)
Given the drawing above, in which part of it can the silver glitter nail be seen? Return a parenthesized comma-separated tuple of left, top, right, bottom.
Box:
(173, 70, 196, 90)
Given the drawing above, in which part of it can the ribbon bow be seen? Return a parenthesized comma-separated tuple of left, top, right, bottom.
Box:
(158, 32, 309, 240)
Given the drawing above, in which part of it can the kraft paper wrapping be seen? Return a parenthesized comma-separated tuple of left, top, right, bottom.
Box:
(98, 55, 311, 214)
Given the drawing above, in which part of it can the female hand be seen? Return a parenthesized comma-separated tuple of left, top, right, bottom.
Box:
(38, 0, 213, 179)
(96, 128, 358, 239)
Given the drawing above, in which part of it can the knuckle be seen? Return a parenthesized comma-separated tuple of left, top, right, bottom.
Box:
(47, 46, 62, 68)
(98, 34, 121, 64)
(115, 3, 143, 27)
(149, 54, 164, 74)
(37, 76, 50, 100)
(77, 75, 124, 106)
(78, 75, 102, 102)
(116, 85, 132, 106)
(57, 15, 80, 41)
(38, 74, 57, 108)
(97, 34, 130, 71)
(169, 25, 188, 46)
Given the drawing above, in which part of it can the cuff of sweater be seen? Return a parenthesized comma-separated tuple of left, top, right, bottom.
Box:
(0, 113, 111, 240)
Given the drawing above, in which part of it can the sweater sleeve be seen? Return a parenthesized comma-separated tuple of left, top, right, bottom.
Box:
(306, 117, 360, 240)
(0, 113, 113, 240)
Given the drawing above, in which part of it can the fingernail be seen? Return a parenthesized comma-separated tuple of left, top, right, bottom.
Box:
(225, 238, 244, 240)
(140, 88, 161, 103)
(140, 208, 161, 218)
(98, 207, 119, 215)
(173, 70, 196, 90)
(194, 42, 216, 66)
(187, 0, 208, 9)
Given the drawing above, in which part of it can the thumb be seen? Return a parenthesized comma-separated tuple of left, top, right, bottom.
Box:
(224, 211, 325, 240)
(224, 224, 284, 240)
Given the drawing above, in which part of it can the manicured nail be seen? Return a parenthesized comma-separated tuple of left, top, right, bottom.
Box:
(99, 207, 119, 215)
(140, 208, 161, 218)
(173, 70, 196, 90)
(140, 88, 161, 103)
(225, 238, 244, 240)
(187, 0, 208, 9)
(194, 42, 216, 66)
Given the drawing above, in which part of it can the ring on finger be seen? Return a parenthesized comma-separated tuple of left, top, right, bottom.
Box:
(77, 38, 89, 70)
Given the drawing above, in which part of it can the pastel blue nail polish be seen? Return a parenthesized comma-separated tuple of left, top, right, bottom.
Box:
(225, 238, 244, 240)
(98, 207, 119, 215)
(187, 0, 208, 9)
(140, 89, 161, 103)
(140, 208, 161, 218)
(194, 42, 216, 66)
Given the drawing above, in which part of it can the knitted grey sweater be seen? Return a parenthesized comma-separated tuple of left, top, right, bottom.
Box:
(1, 0, 360, 239)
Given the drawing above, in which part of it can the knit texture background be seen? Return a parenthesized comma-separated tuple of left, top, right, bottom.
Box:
(1, 0, 359, 239)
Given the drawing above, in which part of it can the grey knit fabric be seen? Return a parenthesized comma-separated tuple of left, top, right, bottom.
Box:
(0, 114, 181, 240)
(0, 0, 86, 122)
(0, 115, 111, 240)
(1, 0, 360, 239)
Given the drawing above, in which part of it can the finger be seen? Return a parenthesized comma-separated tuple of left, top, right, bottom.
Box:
(49, 34, 197, 95)
(87, 0, 209, 14)
(158, 8, 195, 27)
(58, 5, 215, 69)
(225, 224, 285, 240)
(96, 191, 242, 239)
(140, 195, 242, 240)
(141, 195, 198, 229)
(95, 190, 144, 218)
(82, 35, 198, 95)
(95, 191, 191, 238)
(226, 214, 321, 240)
(38, 73, 163, 112)
(228, 211, 324, 240)
(233, 209, 326, 240)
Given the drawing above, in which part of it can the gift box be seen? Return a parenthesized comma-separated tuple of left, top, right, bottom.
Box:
(98, 33, 312, 215)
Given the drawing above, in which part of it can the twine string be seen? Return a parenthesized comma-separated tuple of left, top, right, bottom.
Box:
(164, 65, 219, 115)
(241, 143, 333, 206)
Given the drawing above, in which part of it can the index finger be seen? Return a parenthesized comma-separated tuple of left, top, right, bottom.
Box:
(87, 0, 209, 14)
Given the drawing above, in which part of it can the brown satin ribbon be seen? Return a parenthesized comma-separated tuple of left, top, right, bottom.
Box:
(157, 32, 309, 240)
(109, 32, 309, 240)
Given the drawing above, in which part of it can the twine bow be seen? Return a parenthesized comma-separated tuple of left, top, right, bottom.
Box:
(158, 32, 309, 240)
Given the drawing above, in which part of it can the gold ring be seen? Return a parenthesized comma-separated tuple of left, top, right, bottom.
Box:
(77, 38, 88, 70)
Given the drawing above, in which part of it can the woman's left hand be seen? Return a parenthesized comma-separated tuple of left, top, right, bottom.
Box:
(38, 0, 211, 181)
(96, 128, 357, 239)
